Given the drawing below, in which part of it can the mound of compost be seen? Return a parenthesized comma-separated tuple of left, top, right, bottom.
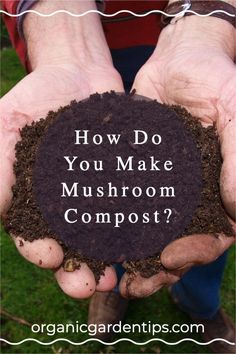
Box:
(4, 92, 233, 281)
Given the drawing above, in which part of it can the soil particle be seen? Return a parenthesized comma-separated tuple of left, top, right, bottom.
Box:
(19, 240, 24, 247)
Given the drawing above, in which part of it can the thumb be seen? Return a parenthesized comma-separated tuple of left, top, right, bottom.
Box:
(131, 64, 163, 102)
(0, 98, 32, 215)
(0, 116, 17, 215)
(161, 233, 235, 271)
(218, 76, 236, 220)
(220, 118, 236, 220)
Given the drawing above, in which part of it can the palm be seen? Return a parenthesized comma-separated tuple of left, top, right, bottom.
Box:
(0, 63, 122, 210)
(136, 49, 235, 118)
(133, 46, 236, 219)
(1, 62, 121, 121)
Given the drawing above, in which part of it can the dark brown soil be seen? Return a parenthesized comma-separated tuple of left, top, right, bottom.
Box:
(4, 92, 234, 281)
(32, 92, 203, 262)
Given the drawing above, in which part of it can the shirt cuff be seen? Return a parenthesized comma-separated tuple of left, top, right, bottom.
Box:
(17, 0, 39, 38)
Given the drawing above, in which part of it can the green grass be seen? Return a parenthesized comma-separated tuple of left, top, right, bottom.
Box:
(0, 48, 25, 97)
(0, 49, 235, 354)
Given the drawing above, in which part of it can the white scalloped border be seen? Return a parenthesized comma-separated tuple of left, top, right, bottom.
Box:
(0, 6, 235, 348)
(0, 337, 235, 346)
(0, 9, 235, 17)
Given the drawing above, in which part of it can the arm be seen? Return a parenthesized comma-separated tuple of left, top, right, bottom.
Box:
(23, 0, 114, 70)
(120, 0, 236, 297)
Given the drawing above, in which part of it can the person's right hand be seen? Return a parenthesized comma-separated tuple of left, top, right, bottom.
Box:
(0, 60, 123, 298)
(0, 0, 124, 298)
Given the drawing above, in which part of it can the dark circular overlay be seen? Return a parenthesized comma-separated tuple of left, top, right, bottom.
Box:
(33, 94, 202, 262)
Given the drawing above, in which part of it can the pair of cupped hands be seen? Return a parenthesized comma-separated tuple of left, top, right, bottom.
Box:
(0, 16, 235, 299)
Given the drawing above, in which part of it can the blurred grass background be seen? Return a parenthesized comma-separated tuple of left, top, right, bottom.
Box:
(0, 23, 235, 354)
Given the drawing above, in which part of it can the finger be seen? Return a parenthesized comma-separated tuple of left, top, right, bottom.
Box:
(55, 263, 96, 299)
(161, 233, 235, 270)
(0, 107, 32, 215)
(119, 271, 180, 299)
(220, 149, 236, 220)
(14, 236, 64, 268)
(0, 154, 15, 215)
(169, 266, 191, 278)
(96, 266, 117, 292)
(131, 66, 163, 103)
(218, 95, 236, 220)
(0, 133, 16, 215)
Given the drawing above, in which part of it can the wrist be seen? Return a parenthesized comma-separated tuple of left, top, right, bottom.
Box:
(23, 0, 113, 70)
(164, 1, 235, 58)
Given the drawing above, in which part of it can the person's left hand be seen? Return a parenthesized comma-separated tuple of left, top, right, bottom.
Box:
(119, 16, 236, 298)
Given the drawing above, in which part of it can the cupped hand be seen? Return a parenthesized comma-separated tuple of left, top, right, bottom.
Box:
(120, 17, 236, 298)
(0, 62, 123, 298)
